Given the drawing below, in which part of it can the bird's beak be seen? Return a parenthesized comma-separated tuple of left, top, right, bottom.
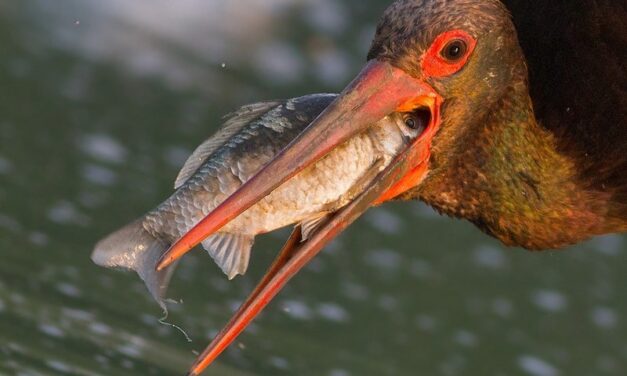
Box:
(158, 60, 442, 374)
(157, 60, 440, 271)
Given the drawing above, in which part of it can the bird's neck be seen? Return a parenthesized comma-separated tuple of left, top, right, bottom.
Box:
(418, 83, 607, 249)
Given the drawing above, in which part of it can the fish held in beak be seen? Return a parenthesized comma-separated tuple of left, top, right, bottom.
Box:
(181, 61, 443, 374)
(157, 60, 441, 272)
(187, 109, 440, 375)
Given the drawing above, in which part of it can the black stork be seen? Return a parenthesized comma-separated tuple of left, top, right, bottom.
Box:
(92, 0, 626, 374)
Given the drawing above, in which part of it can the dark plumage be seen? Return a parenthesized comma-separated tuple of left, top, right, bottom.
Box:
(371, 0, 627, 249)
(504, 0, 627, 224)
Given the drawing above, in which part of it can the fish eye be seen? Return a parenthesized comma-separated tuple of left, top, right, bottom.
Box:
(402, 107, 431, 135)
(441, 39, 467, 61)
(405, 117, 417, 129)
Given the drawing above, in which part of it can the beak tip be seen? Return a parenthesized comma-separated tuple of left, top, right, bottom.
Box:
(166, 60, 438, 373)
(155, 257, 168, 272)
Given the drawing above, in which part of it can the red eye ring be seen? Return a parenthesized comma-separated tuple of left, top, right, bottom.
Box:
(421, 30, 476, 78)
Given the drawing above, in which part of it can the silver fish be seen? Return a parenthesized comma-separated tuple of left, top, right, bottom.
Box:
(91, 94, 425, 308)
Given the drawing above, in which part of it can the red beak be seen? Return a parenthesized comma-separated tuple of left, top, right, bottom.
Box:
(157, 60, 439, 271)
(158, 60, 442, 374)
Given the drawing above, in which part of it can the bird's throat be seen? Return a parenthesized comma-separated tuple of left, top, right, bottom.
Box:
(415, 85, 606, 250)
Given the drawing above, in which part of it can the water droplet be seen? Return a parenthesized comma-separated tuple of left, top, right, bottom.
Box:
(317, 302, 349, 322)
(269, 356, 289, 370)
(254, 43, 304, 84)
(591, 306, 617, 329)
(415, 314, 437, 331)
(80, 134, 128, 164)
(56, 282, 82, 298)
(340, 282, 369, 301)
(329, 369, 350, 376)
(0, 214, 21, 232)
(531, 290, 567, 313)
(303, 0, 347, 35)
(47, 201, 90, 225)
(453, 330, 477, 347)
(0, 156, 13, 174)
(364, 248, 401, 272)
(39, 324, 65, 338)
(46, 360, 73, 373)
(365, 208, 402, 234)
(28, 231, 49, 246)
(81, 163, 118, 186)
(591, 234, 623, 256)
(472, 245, 508, 270)
(518, 355, 560, 376)
(492, 298, 513, 318)
(280, 299, 313, 321)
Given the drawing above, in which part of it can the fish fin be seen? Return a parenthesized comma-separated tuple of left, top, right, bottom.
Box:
(201, 233, 255, 280)
(174, 101, 282, 189)
(298, 159, 383, 241)
(300, 213, 330, 241)
(91, 219, 176, 311)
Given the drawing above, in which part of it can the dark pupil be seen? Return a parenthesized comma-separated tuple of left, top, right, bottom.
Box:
(443, 40, 465, 61)
(404, 108, 431, 132)
(448, 45, 461, 57)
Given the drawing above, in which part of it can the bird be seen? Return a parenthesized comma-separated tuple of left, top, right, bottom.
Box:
(92, 0, 626, 374)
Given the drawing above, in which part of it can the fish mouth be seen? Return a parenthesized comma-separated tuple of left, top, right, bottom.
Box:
(158, 60, 442, 374)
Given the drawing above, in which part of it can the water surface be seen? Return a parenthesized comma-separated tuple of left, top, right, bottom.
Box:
(1, 1, 626, 375)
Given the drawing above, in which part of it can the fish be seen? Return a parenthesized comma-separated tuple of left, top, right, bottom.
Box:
(91, 93, 427, 308)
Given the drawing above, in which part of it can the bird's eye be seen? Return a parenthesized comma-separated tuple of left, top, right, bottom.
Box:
(421, 29, 476, 78)
(441, 39, 467, 62)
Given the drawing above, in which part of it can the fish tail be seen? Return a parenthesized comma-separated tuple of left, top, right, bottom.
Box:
(91, 219, 175, 310)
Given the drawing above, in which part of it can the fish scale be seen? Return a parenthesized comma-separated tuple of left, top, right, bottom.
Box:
(143, 94, 399, 240)
(92, 93, 416, 306)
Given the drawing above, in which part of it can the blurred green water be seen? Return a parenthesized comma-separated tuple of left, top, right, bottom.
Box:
(0, 1, 626, 375)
